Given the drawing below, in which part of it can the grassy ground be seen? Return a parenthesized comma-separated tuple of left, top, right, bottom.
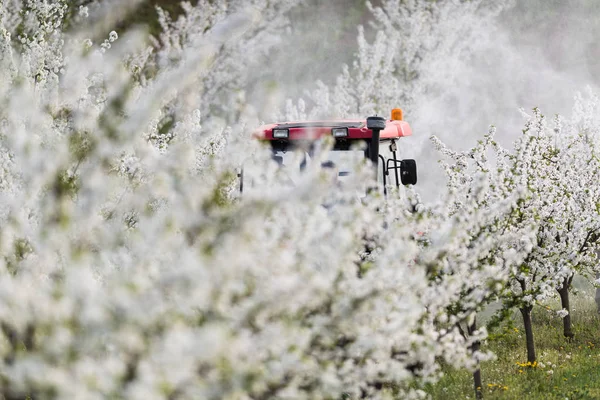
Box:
(425, 292, 600, 399)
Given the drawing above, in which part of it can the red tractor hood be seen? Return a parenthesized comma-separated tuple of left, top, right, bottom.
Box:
(253, 119, 412, 141)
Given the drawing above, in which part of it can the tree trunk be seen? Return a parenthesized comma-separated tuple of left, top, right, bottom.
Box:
(557, 275, 574, 339)
(595, 272, 600, 314)
(467, 317, 483, 400)
(519, 306, 536, 363)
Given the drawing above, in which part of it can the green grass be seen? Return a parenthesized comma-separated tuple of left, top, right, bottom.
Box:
(425, 292, 600, 399)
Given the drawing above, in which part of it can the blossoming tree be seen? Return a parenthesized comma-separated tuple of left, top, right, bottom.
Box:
(0, 1, 540, 399)
(433, 106, 600, 363)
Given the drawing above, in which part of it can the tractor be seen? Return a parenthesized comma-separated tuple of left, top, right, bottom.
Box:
(241, 108, 417, 194)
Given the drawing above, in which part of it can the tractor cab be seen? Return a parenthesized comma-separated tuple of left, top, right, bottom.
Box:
(242, 109, 417, 194)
